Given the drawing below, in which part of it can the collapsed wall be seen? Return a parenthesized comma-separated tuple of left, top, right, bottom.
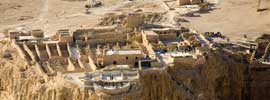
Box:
(99, 12, 164, 27)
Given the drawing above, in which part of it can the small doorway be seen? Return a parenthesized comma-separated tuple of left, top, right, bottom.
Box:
(113, 61, 117, 65)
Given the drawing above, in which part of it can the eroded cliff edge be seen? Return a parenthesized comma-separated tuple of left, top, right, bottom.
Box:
(0, 41, 269, 100)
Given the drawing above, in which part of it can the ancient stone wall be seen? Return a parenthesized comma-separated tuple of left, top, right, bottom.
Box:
(59, 43, 70, 57)
(48, 44, 59, 57)
(31, 29, 44, 38)
(103, 54, 145, 67)
(159, 34, 177, 42)
(177, 0, 203, 5)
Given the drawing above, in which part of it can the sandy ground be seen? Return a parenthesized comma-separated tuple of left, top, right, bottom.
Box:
(182, 0, 270, 41)
(0, 0, 165, 36)
(0, 0, 99, 36)
(0, 0, 270, 41)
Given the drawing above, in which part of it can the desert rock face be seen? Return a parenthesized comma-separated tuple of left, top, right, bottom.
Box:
(0, 42, 85, 100)
(0, 41, 193, 100)
(0, 42, 269, 100)
(0, 45, 191, 100)
(138, 70, 191, 100)
(199, 51, 247, 100)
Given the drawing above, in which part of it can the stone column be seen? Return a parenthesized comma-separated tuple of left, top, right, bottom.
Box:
(56, 43, 62, 57)
(11, 40, 26, 59)
(88, 55, 97, 71)
(23, 43, 36, 61)
(78, 59, 85, 68)
(35, 44, 41, 61)
(67, 58, 75, 71)
(138, 60, 142, 70)
(46, 44, 52, 59)
(67, 43, 72, 58)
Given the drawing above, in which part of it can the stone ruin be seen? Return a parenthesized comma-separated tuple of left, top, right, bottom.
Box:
(141, 27, 205, 63)
(99, 12, 164, 28)
(177, 0, 204, 6)
(81, 68, 140, 95)
(1, 1, 270, 99)
(7, 25, 209, 96)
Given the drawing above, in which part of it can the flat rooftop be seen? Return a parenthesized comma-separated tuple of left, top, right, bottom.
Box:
(105, 49, 143, 55)
(144, 31, 158, 35)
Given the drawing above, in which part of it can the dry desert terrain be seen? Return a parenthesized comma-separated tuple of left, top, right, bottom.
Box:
(0, 0, 270, 41)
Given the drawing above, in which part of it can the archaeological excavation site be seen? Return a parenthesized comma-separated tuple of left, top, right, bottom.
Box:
(0, 0, 270, 100)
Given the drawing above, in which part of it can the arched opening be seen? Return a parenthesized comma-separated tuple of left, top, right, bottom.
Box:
(113, 61, 117, 65)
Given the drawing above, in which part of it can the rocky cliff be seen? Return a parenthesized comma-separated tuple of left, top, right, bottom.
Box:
(0, 41, 194, 100)
(0, 42, 269, 100)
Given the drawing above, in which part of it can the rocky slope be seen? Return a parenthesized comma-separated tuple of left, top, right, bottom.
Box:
(0, 41, 197, 100)
(0, 42, 269, 100)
